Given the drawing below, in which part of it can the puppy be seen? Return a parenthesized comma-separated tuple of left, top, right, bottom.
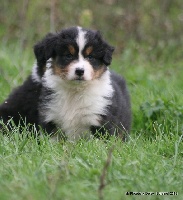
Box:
(0, 26, 131, 141)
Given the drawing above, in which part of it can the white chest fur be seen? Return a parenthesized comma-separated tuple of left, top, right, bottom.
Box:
(42, 69, 114, 140)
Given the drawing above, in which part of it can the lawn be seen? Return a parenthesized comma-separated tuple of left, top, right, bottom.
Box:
(0, 41, 183, 200)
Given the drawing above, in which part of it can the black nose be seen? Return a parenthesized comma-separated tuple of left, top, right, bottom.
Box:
(75, 68, 84, 76)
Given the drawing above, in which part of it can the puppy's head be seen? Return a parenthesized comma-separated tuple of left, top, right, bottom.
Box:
(34, 27, 114, 82)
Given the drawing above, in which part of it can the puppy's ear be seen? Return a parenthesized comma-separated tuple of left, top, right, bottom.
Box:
(95, 31, 115, 66)
(103, 45, 115, 66)
(34, 33, 57, 68)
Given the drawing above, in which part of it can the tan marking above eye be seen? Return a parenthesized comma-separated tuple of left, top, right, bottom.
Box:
(85, 46, 93, 56)
(68, 45, 76, 55)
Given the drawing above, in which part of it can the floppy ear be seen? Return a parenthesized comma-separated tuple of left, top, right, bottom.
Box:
(34, 33, 57, 77)
(94, 31, 115, 66)
(103, 45, 115, 66)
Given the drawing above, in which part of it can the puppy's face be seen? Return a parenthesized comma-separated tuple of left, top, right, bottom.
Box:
(34, 27, 114, 82)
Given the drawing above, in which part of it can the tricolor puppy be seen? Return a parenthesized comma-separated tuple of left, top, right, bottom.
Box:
(0, 27, 131, 141)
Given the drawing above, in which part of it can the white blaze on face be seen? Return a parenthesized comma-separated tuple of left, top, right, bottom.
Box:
(67, 27, 94, 81)
(77, 26, 86, 54)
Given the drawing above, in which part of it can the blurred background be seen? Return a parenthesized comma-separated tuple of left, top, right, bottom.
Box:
(1, 0, 183, 54)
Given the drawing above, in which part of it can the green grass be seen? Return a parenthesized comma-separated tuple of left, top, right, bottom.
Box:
(0, 41, 183, 200)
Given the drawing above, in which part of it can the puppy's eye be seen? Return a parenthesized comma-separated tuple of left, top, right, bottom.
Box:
(65, 54, 74, 60)
(86, 55, 94, 60)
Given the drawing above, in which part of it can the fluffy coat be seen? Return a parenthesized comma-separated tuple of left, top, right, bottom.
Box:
(0, 27, 131, 141)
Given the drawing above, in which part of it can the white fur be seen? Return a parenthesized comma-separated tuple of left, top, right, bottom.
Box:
(32, 59, 53, 83)
(42, 68, 114, 141)
(31, 62, 41, 83)
(77, 26, 86, 52)
(46, 58, 53, 69)
(67, 59, 93, 81)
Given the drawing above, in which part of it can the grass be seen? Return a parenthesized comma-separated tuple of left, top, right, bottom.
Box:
(0, 41, 183, 200)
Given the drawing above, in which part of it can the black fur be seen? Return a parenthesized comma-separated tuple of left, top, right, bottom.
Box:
(91, 71, 131, 140)
(0, 27, 131, 140)
(84, 30, 114, 65)
(0, 76, 42, 130)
